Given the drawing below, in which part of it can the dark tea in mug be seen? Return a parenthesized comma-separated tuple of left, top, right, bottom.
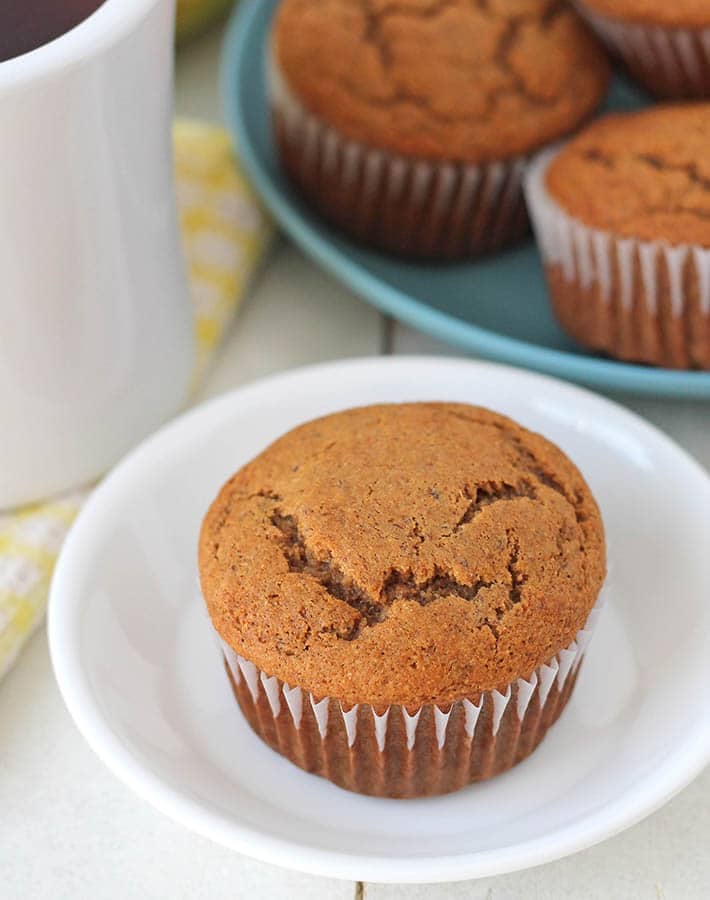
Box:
(0, 0, 106, 62)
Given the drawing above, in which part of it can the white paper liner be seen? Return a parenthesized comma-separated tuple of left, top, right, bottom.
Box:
(268, 50, 529, 258)
(575, 2, 710, 98)
(218, 590, 606, 758)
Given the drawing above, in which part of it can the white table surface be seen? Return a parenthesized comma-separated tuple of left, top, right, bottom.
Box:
(3, 23, 710, 900)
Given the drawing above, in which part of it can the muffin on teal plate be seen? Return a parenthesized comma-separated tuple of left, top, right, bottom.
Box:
(268, 0, 610, 260)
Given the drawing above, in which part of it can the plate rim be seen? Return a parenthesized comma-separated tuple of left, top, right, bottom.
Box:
(49, 355, 710, 883)
(220, 0, 710, 401)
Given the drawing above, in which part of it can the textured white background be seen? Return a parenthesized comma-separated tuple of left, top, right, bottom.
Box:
(3, 23, 710, 900)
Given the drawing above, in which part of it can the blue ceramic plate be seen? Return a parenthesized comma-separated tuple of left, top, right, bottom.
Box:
(221, 0, 710, 399)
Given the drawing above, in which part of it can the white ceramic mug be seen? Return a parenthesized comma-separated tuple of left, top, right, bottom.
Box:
(0, 0, 193, 509)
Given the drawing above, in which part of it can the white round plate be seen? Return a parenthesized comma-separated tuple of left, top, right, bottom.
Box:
(49, 357, 710, 883)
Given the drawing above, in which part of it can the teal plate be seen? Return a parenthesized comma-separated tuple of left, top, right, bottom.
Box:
(221, 0, 710, 399)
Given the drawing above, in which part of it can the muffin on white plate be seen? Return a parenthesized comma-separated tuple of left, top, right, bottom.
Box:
(199, 403, 606, 797)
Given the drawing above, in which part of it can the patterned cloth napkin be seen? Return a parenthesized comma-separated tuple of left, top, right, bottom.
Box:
(0, 120, 272, 680)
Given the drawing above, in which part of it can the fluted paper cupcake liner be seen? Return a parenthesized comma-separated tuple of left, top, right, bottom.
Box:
(268, 54, 529, 260)
(525, 147, 710, 369)
(216, 597, 605, 799)
(575, 3, 710, 99)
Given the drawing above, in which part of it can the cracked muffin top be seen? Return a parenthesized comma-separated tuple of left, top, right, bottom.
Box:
(271, 0, 610, 163)
(545, 105, 710, 246)
(579, 0, 710, 28)
(199, 403, 605, 707)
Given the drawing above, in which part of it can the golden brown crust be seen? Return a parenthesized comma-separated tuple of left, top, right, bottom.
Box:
(546, 105, 710, 246)
(199, 403, 606, 707)
(272, 0, 610, 163)
(579, 0, 710, 28)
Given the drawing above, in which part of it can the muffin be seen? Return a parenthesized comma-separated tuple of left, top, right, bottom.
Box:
(574, 0, 710, 99)
(269, 0, 610, 260)
(199, 403, 606, 798)
(525, 105, 710, 370)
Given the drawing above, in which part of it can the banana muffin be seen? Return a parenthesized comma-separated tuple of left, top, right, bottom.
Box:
(575, 0, 710, 98)
(269, 0, 610, 260)
(199, 403, 606, 797)
(526, 104, 710, 370)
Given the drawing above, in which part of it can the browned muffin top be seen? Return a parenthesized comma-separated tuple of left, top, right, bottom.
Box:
(579, 0, 710, 28)
(199, 403, 605, 707)
(272, 0, 610, 163)
(546, 105, 710, 246)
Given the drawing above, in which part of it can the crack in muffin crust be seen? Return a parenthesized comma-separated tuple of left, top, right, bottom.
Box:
(444, 408, 587, 524)
(348, 0, 570, 117)
(453, 481, 538, 532)
(269, 506, 528, 641)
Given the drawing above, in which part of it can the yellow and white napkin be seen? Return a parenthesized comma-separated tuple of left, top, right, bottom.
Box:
(0, 120, 272, 679)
